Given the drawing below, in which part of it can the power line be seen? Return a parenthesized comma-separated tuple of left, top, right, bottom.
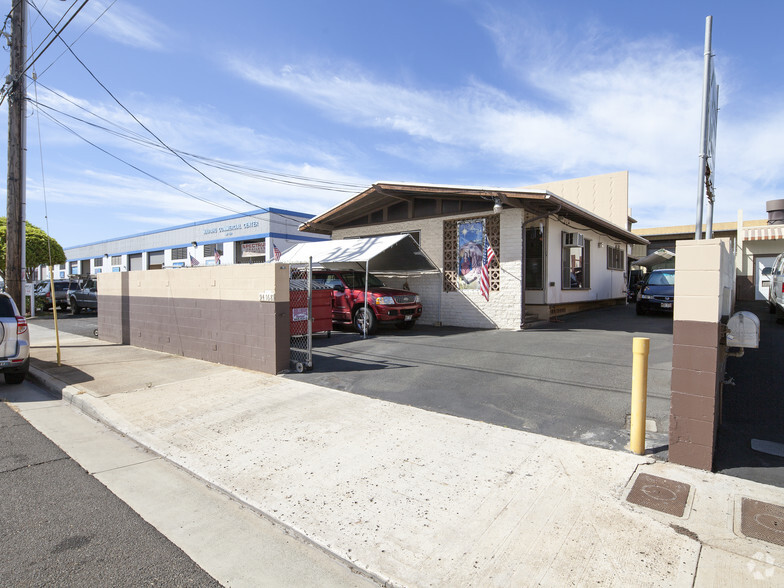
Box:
(36, 0, 118, 78)
(25, 0, 80, 72)
(22, 0, 89, 78)
(27, 2, 283, 213)
(34, 105, 269, 220)
(28, 77, 367, 193)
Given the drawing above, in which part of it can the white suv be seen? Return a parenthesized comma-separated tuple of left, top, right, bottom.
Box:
(769, 251, 784, 321)
(0, 292, 29, 384)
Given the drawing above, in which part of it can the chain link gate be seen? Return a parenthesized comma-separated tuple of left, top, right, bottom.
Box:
(289, 260, 313, 373)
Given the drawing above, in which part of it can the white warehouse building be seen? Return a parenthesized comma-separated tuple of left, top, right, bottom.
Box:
(48, 208, 327, 279)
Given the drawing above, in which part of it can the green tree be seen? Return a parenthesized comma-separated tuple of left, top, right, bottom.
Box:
(0, 218, 66, 281)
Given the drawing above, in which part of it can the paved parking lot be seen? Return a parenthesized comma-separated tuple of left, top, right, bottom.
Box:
(286, 303, 674, 453)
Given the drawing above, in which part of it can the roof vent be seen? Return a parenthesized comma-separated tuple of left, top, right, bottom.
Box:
(767, 199, 784, 225)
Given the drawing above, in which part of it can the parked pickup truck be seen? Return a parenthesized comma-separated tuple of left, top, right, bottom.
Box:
(69, 277, 98, 315)
(312, 269, 422, 335)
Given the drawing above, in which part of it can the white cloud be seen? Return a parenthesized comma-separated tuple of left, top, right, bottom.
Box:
(226, 10, 784, 228)
(79, 1, 173, 51)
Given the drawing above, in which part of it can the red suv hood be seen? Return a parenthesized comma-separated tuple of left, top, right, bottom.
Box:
(368, 287, 416, 297)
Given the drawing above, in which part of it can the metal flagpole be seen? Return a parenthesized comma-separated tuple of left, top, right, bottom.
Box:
(694, 16, 713, 240)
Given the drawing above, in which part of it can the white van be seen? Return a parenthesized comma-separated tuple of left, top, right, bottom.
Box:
(769, 251, 784, 320)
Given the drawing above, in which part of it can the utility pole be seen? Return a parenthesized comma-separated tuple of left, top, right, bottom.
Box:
(6, 0, 27, 309)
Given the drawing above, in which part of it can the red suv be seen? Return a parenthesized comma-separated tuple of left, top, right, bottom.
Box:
(313, 270, 422, 335)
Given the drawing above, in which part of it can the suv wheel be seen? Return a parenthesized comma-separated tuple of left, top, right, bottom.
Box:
(353, 307, 377, 335)
(4, 371, 26, 385)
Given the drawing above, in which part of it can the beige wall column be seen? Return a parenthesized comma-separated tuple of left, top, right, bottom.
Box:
(669, 238, 734, 470)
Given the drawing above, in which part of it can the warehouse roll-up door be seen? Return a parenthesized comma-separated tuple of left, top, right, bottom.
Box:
(148, 250, 164, 270)
(129, 253, 143, 272)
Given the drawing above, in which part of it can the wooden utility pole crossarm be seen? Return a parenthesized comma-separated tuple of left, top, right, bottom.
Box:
(6, 0, 27, 309)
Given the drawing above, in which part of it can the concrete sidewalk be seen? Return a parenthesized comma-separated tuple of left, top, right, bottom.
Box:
(14, 323, 784, 586)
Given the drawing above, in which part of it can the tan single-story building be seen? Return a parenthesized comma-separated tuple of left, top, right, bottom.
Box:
(298, 171, 648, 329)
(633, 203, 784, 302)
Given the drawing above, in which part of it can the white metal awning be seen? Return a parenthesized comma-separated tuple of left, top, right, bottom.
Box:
(744, 225, 784, 241)
(277, 235, 438, 272)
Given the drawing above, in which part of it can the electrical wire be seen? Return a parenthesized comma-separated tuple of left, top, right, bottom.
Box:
(36, 0, 117, 78)
(24, 0, 80, 73)
(22, 0, 89, 78)
(34, 106, 277, 223)
(26, 0, 343, 226)
(30, 91, 364, 192)
(31, 70, 57, 272)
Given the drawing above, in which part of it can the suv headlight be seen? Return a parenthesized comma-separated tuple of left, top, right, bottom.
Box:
(414, 295, 421, 303)
(641, 294, 653, 299)
(374, 296, 395, 305)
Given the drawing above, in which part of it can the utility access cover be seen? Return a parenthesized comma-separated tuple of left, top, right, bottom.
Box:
(627, 473, 690, 517)
(741, 498, 784, 547)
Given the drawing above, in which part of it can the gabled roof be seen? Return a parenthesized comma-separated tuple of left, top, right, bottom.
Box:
(300, 182, 648, 246)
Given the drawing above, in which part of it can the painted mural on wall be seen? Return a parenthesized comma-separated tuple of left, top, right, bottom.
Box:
(457, 219, 485, 290)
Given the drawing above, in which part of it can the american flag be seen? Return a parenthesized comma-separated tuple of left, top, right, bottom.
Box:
(189, 254, 200, 267)
(273, 244, 282, 261)
(479, 238, 496, 301)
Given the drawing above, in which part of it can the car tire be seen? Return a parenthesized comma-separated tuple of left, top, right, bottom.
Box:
(70, 297, 81, 315)
(636, 303, 646, 316)
(353, 307, 377, 335)
(4, 371, 26, 385)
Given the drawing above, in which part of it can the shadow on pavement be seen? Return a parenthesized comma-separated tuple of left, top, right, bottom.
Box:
(715, 301, 784, 488)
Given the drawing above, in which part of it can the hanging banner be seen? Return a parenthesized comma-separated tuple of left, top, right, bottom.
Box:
(241, 242, 266, 258)
(457, 219, 485, 290)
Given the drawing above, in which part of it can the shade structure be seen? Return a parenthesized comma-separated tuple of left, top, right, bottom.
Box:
(278, 235, 438, 273)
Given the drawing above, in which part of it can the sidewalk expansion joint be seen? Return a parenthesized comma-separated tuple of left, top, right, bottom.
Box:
(90, 455, 162, 476)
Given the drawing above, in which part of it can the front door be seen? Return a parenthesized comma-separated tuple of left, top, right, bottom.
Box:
(755, 255, 777, 301)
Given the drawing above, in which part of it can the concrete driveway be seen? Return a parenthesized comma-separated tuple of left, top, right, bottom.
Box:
(285, 303, 673, 453)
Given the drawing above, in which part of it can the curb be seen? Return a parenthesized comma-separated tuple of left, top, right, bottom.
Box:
(26, 365, 392, 588)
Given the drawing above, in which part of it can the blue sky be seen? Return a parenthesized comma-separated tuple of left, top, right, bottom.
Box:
(2, 0, 783, 248)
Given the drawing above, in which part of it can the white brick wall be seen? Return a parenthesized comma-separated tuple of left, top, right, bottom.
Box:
(334, 209, 628, 330)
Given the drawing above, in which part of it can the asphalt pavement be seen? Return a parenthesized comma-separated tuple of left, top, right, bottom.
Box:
(287, 303, 673, 454)
(716, 300, 784, 487)
(14, 321, 784, 586)
(0, 397, 220, 587)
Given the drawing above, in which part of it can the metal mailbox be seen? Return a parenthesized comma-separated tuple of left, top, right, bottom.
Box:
(726, 311, 760, 349)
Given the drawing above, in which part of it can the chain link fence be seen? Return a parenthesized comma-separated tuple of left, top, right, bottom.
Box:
(289, 262, 313, 373)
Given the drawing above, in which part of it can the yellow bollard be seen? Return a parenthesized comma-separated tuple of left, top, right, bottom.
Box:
(630, 337, 650, 455)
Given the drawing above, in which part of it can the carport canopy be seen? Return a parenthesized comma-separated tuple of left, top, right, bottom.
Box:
(634, 248, 675, 269)
(278, 234, 438, 272)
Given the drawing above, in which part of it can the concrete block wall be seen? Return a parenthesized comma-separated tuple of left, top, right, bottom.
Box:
(98, 264, 291, 374)
(669, 238, 734, 470)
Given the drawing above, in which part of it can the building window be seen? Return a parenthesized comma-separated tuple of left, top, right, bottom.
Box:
(607, 245, 624, 271)
(171, 247, 187, 261)
(111, 255, 122, 265)
(94, 257, 103, 267)
(562, 232, 590, 289)
(525, 227, 544, 290)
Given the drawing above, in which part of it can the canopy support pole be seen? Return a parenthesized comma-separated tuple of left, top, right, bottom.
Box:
(363, 262, 369, 339)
